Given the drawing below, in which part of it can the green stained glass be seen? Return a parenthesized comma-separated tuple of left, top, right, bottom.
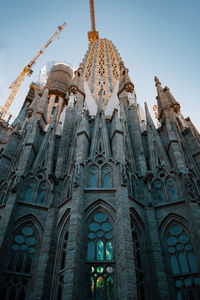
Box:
(97, 240, 104, 260)
(179, 253, 189, 273)
(97, 231, 104, 238)
(15, 235, 25, 244)
(167, 236, 177, 246)
(168, 247, 175, 254)
(91, 277, 95, 296)
(188, 252, 198, 272)
(175, 280, 183, 288)
(184, 278, 192, 287)
(101, 222, 112, 231)
(89, 223, 100, 232)
(22, 226, 33, 236)
(28, 247, 35, 254)
(169, 225, 182, 236)
(105, 232, 112, 239)
(170, 255, 180, 274)
(96, 276, 104, 296)
(176, 244, 183, 251)
(20, 244, 27, 251)
(185, 244, 192, 251)
(87, 241, 95, 260)
(97, 266, 104, 273)
(88, 232, 96, 239)
(26, 237, 36, 246)
(88, 266, 94, 273)
(107, 276, 114, 300)
(194, 277, 200, 285)
(106, 241, 113, 260)
(94, 213, 106, 222)
(179, 234, 189, 244)
(12, 244, 19, 251)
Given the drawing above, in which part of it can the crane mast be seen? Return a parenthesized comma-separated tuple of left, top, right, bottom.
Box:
(88, 0, 99, 43)
(0, 22, 66, 120)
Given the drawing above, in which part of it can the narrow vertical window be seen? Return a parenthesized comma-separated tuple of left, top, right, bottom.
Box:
(86, 212, 114, 299)
(25, 181, 36, 202)
(167, 179, 178, 202)
(89, 168, 97, 188)
(154, 181, 164, 202)
(37, 183, 48, 204)
(102, 168, 111, 188)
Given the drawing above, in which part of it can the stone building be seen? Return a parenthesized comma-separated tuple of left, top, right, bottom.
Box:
(0, 20, 200, 300)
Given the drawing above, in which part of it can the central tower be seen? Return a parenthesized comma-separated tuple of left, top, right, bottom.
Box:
(82, 39, 122, 108)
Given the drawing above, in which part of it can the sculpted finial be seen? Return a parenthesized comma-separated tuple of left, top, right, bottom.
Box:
(154, 76, 161, 85)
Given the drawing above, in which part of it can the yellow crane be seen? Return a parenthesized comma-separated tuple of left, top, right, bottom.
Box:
(0, 22, 67, 120)
(88, 0, 99, 43)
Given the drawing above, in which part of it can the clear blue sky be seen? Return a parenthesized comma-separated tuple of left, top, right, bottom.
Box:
(0, 0, 199, 130)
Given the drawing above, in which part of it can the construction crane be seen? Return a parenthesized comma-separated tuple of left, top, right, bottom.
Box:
(0, 22, 67, 120)
(88, 0, 99, 43)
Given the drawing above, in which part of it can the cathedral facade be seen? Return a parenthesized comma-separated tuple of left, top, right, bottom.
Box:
(0, 36, 200, 300)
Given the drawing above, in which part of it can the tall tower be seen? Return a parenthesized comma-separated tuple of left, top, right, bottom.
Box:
(0, 1, 200, 300)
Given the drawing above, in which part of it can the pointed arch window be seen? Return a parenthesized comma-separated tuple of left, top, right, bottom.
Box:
(131, 219, 146, 300)
(24, 180, 37, 202)
(185, 176, 199, 201)
(36, 182, 48, 204)
(102, 167, 111, 188)
(164, 223, 199, 298)
(0, 183, 8, 205)
(0, 224, 38, 299)
(56, 228, 69, 300)
(154, 180, 165, 203)
(89, 167, 98, 188)
(166, 178, 178, 202)
(86, 212, 114, 299)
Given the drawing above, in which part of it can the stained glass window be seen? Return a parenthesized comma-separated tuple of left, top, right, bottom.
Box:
(106, 242, 113, 260)
(25, 181, 36, 202)
(165, 223, 199, 297)
(107, 276, 114, 300)
(86, 212, 114, 299)
(102, 168, 111, 188)
(8, 225, 37, 274)
(154, 181, 164, 202)
(89, 168, 98, 188)
(87, 242, 95, 260)
(37, 183, 48, 204)
(167, 179, 178, 202)
(97, 240, 104, 260)
(0, 225, 38, 299)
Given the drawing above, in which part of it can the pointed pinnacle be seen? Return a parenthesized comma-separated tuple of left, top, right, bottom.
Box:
(154, 76, 161, 86)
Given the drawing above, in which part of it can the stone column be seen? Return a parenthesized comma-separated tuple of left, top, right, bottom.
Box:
(144, 201, 170, 299)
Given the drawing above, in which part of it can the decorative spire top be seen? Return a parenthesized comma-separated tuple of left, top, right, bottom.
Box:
(154, 76, 161, 85)
(88, 0, 99, 43)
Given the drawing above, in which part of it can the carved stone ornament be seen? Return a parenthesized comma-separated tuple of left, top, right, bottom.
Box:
(73, 164, 80, 187)
(121, 164, 127, 186)
(184, 175, 198, 201)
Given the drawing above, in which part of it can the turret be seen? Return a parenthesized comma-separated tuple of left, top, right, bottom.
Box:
(118, 62, 134, 97)
(118, 64, 147, 176)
